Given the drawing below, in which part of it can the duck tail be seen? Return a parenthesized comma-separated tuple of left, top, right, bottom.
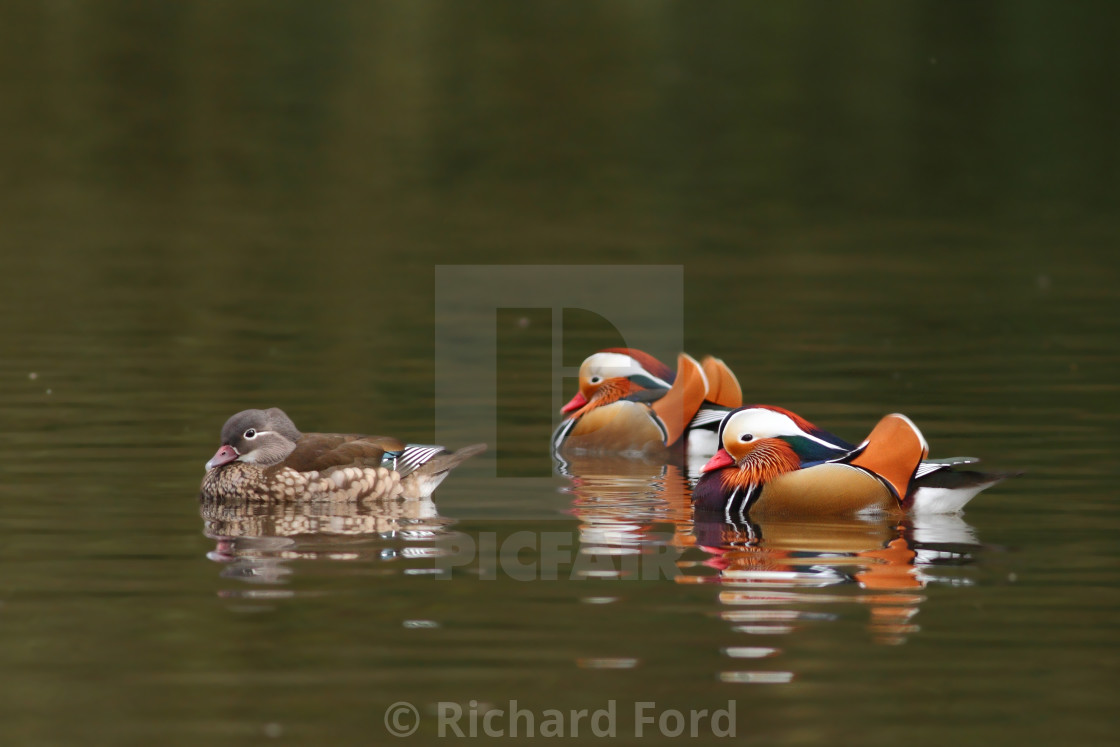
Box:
(398, 443, 487, 499)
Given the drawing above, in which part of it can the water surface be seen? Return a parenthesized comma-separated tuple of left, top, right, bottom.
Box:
(0, 2, 1117, 745)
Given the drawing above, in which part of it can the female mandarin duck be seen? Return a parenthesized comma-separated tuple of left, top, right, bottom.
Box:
(552, 348, 743, 456)
(693, 405, 1013, 521)
(201, 408, 486, 502)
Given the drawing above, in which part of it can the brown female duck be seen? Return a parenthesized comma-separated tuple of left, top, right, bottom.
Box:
(201, 408, 485, 502)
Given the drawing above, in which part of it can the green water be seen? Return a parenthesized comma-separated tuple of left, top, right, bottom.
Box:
(0, 2, 1117, 745)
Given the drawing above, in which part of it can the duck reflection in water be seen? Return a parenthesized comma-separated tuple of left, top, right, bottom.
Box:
(200, 495, 454, 593)
(558, 455, 696, 581)
(557, 452, 986, 679)
(685, 513, 982, 646)
(197, 408, 483, 594)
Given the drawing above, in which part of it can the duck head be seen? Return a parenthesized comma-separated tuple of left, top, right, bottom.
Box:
(700, 407, 808, 484)
(703, 405, 853, 471)
(205, 408, 303, 470)
(560, 348, 675, 416)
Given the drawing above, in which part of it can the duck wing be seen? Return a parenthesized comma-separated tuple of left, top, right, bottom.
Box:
(277, 433, 407, 473)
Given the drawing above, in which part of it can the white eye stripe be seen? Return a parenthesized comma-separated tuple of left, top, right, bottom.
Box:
(723, 409, 835, 448)
(584, 353, 672, 389)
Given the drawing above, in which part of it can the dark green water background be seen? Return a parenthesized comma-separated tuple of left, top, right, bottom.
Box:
(0, 2, 1116, 745)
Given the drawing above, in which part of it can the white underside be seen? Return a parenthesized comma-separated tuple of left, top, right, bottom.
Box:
(909, 484, 988, 514)
(685, 429, 719, 479)
(410, 471, 450, 499)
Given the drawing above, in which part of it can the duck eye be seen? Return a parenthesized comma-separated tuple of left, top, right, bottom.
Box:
(589, 375, 602, 385)
(244, 429, 257, 439)
(740, 433, 754, 442)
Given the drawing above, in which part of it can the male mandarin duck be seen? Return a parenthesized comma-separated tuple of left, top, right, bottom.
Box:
(692, 405, 1014, 521)
(201, 408, 486, 502)
(552, 348, 742, 456)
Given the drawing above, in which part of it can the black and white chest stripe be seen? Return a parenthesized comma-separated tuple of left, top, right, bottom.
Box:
(724, 482, 764, 524)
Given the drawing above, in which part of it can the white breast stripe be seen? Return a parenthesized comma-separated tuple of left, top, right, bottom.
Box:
(736, 484, 762, 524)
(724, 486, 739, 524)
(553, 418, 577, 450)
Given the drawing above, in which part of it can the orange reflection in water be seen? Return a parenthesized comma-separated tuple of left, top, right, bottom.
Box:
(559, 454, 981, 663)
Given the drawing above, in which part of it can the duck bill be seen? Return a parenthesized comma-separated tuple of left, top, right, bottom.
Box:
(561, 391, 588, 414)
(205, 444, 239, 470)
(701, 449, 735, 473)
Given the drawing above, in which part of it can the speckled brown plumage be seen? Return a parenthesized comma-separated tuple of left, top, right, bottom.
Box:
(201, 460, 407, 502)
(200, 408, 486, 503)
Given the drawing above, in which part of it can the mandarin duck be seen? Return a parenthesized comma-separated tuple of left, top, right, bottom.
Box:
(692, 405, 1014, 521)
(201, 408, 486, 502)
(552, 348, 742, 456)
